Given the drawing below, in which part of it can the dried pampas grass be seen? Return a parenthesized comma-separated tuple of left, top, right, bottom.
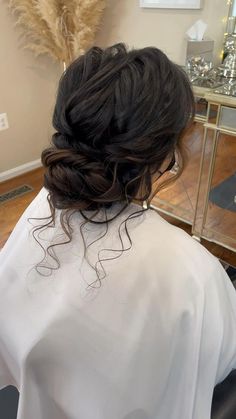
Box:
(9, 0, 106, 65)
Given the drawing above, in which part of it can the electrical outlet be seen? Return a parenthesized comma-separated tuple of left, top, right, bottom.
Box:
(0, 113, 9, 131)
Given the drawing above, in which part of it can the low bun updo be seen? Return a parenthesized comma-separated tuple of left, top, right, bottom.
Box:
(33, 43, 194, 282)
(41, 43, 194, 212)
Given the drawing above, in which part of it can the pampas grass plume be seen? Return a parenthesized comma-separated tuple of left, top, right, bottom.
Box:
(9, 0, 106, 65)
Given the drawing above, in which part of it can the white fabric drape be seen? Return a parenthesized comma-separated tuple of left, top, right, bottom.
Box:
(1, 187, 236, 419)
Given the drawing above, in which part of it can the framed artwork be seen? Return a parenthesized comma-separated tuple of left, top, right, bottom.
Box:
(140, 0, 203, 9)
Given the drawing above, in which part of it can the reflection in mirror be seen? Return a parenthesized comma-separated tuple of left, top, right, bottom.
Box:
(219, 105, 236, 129)
(208, 104, 219, 124)
(195, 97, 208, 119)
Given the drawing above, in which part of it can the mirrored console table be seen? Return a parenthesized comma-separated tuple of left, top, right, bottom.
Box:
(151, 86, 236, 264)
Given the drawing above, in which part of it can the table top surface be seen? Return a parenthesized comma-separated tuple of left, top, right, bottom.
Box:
(193, 85, 236, 107)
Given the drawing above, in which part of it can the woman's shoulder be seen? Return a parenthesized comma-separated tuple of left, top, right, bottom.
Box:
(131, 205, 221, 286)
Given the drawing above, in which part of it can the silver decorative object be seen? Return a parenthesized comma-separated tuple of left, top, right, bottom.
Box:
(184, 1, 236, 96)
(186, 56, 223, 88)
(219, 33, 236, 78)
(214, 3, 236, 96)
(214, 78, 236, 96)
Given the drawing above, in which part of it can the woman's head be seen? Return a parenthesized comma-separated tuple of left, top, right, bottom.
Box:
(42, 43, 194, 211)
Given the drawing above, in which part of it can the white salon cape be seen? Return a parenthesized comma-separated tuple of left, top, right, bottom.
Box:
(1, 187, 236, 419)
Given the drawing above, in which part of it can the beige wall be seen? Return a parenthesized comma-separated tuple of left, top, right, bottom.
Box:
(0, 0, 229, 173)
(96, 0, 229, 64)
(0, 0, 61, 173)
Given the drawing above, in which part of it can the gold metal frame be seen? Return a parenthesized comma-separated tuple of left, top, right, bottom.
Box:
(192, 128, 219, 238)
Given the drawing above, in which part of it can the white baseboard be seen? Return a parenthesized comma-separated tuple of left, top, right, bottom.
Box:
(0, 159, 42, 182)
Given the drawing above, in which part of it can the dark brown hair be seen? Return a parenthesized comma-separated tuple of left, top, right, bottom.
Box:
(30, 43, 194, 284)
